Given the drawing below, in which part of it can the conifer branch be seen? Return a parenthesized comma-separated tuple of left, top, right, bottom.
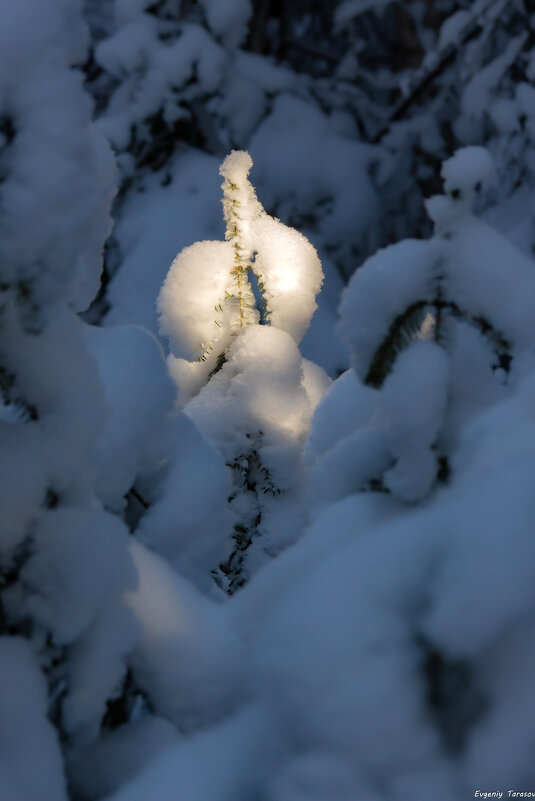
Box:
(365, 298, 511, 388)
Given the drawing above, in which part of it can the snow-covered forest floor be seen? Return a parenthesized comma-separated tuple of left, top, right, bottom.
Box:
(1, 0, 535, 798)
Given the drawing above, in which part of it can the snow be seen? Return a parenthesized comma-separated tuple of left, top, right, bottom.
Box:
(233, 50, 296, 95)
(220, 149, 324, 344)
(338, 238, 440, 381)
(106, 706, 277, 801)
(341, 148, 535, 396)
(252, 211, 324, 344)
(304, 368, 377, 465)
(379, 341, 450, 501)
(124, 541, 245, 732)
(438, 10, 471, 50)
(300, 358, 332, 415)
(336, 149, 535, 502)
(430, 199, 535, 350)
(62, 595, 137, 743)
(0, 306, 106, 556)
(105, 147, 344, 379)
(422, 461, 535, 657)
(182, 324, 322, 577)
(238, 507, 457, 798)
(96, 21, 226, 150)
(453, 370, 535, 485)
(198, 0, 252, 48)
(461, 34, 529, 125)
(185, 326, 316, 453)
(250, 94, 380, 255)
(155, 148, 332, 584)
(268, 752, 373, 801)
(517, 81, 535, 127)
(4, 4, 535, 798)
(0, 0, 114, 312)
(95, 18, 157, 78)
(0, 638, 68, 801)
(19, 507, 132, 646)
(136, 413, 235, 592)
(440, 319, 508, 449)
(441, 146, 495, 202)
(87, 323, 176, 511)
(159, 149, 324, 381)
(158, 240, 237, 362)
(307, 427, 392, 509)
(106, 151, 224, 334)
(68, 716, 178, 799)
(299, 276, 350, 377)
(462, 622, 535, 789)
(0, 0, 147, 774)
(220, 148, 254, 186)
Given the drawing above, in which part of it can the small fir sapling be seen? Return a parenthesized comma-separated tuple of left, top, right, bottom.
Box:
(158, 150, 327, 592)
(159, 150, 323, 376)
(330, 146, 535, 503)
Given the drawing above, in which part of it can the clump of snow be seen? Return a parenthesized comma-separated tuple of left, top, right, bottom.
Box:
(453, 369, 535, 485)
(253, 212, 323, 343)
(107, 707, 275, 801)
(95, 17, 156, 78)
(238, 509, 455, 797)
(307, 427, 392, 510)
(0, 0, 115, 312)
(159, 240, 237, 362)
(438, 10, 471, 50)
(96, 21, 226, 151)
(19, 508, 133, 646)
(422, 462, 535, 658)
(0, 307, 107, 556)
(0, 638, 68, 801)
(68, 716, 178, 799)
(124, 541, 245, 732)
(220, 149, 254, 186)
(62, 595, 138, 743)
(430, 202, 535, 351)
(87, 323, 176, 511)
(300, 358, 332, 416)
(303, 369, 396, 509)
(198, 0, 252, 48)
(379, 341, 449, 501)
(185, 326, 315, 455)
(137, 413, 235, 593)
(441, 146, 495, 203)
(304, 368, 377, 466)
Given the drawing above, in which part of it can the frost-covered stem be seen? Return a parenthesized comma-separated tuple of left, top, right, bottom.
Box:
(220, 151, 258, 331)
(233, 256, 248, 329)
(223, 178, 250, 328)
